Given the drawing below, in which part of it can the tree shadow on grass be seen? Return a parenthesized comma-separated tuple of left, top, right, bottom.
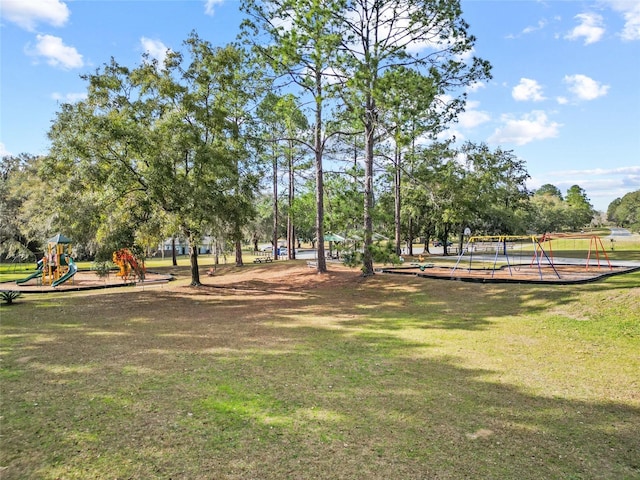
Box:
(2, 316, 638, 479)
(232, 330, 640, 479)
(1, 269, 638, 479)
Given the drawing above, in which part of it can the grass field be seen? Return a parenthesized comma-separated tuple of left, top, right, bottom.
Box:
(1, 261, 639, 479)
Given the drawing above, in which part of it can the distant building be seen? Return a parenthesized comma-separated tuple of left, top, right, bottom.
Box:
(158, 237, 214, 256)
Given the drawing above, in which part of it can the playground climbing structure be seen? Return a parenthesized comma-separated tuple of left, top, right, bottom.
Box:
(113, 248, 145, 281)
(42, 234, 77, 286)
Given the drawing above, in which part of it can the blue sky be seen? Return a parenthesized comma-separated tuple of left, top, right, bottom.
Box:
(1, 0, 639, 212)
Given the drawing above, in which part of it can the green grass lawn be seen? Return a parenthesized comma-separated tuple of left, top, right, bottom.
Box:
(1, 262, 638, 479)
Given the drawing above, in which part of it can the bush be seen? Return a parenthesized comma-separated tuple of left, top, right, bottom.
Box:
(342, 251, 361, 268)
(1, 291, 22, 305)
(341, 242, 403, 270)
(370, 241, 403, 266)
(92, 261, 114, 279)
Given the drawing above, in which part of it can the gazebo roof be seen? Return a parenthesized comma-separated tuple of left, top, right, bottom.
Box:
(323, 233, 347, 242)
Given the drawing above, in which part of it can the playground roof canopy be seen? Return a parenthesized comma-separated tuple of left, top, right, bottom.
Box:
(48, 233, 72, 244)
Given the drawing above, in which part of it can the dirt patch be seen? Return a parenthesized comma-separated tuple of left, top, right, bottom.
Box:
(195, 262, 363, 293)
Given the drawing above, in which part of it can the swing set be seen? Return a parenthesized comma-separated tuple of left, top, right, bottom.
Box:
(450, 234, 612, 281)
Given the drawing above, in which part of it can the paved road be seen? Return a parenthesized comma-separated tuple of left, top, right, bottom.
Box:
(608, 227, 633, 237)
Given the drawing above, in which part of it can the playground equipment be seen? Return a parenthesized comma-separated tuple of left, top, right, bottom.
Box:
(450, 233, 613, 281)
(14, 233, 80, 287)
(43, 234, 77, 286)
(15, 259, 44, 285)
(451, 235, 559, 281)
(52, 256, 77, 287)
(15, 233, 78, 287)
(113, 248, 145, 281)
(382, 232, 634, 284)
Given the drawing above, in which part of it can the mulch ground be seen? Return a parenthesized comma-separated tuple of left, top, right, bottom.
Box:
(382, 263, 639, 284)
(6, 270, 173, 293)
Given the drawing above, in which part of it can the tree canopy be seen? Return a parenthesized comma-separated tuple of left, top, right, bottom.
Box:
(46, 36, 258, 285)
(3, 4, 613, 275)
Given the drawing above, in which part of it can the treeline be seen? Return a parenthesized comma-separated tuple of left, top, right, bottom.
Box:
(607, 191, 640, 231)
(1, 147, 604, 268)
(0, 0, 617, 283)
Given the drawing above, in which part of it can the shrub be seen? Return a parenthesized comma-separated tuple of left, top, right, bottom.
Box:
(92, 261, 114, 279)
(341, 242, 403, 270)
(1, 291, 22, 305)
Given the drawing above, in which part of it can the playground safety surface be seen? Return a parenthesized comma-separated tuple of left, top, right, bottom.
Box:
(381, 263, 640, 284)
(5, 270, 173, 293)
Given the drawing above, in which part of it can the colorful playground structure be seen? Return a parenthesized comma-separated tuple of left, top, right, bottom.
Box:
(113, 248, 145, 281)
(451, 233, 612, 280)
(380, 232, 632, 284)
(16, 233, 78, 287)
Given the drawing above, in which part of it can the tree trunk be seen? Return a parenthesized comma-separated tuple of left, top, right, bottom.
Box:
(287, 140, 295, 260)
(235, 237, 243, 267)
(272, 153, 279, 261)
(187, 233, 201, 286)
(442, 227, 450, 256)
(394, 148, 402, 256)
(314, 70, 327, 273)
(171, 237, 177, 266)
(362, 98, 375, 276)
(407, 217, 414, 256)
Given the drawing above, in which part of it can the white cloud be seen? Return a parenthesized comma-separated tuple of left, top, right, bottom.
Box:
(602, 0, 640, 41)
(547, 166, 640, 176)
(458, 101, 491, 128)
(506, 19, 549, 39)
(556, 96, 569, 105)
(0, 0, 69, 31)
(488, 111, 562, 146)
(140, 37, 170, 67)
(51, 92, 87, 103)
(563, 74, 609, 100)
(565, 13, 605, 45)
(454, 45, 475, 63)
(0, 142, 11, 158)
(466, 81, 486, 93)
(512, 78, 546, 102)
(435, 129, 463, 143)
(28, 34, 83, 69)
(204, 0, 225, 16)
(523, 19, 548, 35)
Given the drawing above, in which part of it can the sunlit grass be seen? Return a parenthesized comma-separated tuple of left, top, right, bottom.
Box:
(1, 261, 639, 479)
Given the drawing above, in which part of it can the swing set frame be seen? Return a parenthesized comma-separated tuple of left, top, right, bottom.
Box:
(450, 234, 613, 281)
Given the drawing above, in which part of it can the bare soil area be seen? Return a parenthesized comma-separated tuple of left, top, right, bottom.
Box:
(200, 262, 362, 292)
(6, 262, 364, 294)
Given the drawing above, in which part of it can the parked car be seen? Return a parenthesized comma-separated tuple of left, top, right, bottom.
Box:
(259, 242, 286, 252)
(432, 240, 453, 247)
